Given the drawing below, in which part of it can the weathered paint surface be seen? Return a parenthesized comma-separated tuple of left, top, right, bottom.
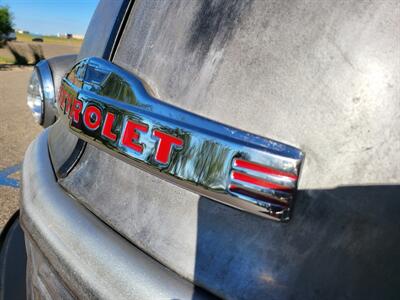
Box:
(42, 0, 400, 298)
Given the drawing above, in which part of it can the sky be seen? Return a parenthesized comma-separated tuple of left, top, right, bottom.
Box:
(0, 0, 99, 35)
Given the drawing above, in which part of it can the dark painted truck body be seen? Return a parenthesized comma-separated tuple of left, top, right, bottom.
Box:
(1, 0, 399, 299)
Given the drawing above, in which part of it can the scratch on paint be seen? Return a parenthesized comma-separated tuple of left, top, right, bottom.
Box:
(0, 164, 21, 188)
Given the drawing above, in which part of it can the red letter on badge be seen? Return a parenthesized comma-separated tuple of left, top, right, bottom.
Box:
(101, 112, 117, 141)
(83, 105, 102, 130)
(65, 94, 72, 115)
(58, 87, 66, 110)
(153, 130, 183, 164)
(121, 119, 148, 153)
(69, 98, 83, 123)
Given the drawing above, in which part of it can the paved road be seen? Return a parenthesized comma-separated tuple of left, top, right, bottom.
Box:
(0, 43, 80, 230)
(0, 67, 42, 229)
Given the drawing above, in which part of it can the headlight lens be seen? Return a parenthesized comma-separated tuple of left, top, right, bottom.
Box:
(27, 68, 44, 124)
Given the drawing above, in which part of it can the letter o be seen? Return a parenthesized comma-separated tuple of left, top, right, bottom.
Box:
(83, 105, 102, 130)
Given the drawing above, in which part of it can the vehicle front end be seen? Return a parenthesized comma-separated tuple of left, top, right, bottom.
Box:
(1, 0, 400, 299)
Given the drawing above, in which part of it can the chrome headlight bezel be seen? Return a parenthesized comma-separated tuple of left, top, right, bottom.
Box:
(27, 60, 56, 127)
(27, 67, 44, 124)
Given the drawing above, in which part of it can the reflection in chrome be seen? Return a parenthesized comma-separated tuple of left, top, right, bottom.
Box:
(57, 57, 304, 221)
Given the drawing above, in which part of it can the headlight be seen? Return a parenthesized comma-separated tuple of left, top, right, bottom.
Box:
(27, 56, 78, 127)
(27, 68, 44, 124)
(27, 60, 55, 126)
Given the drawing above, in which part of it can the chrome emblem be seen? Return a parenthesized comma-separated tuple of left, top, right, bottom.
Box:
(58, 57, 304, 221)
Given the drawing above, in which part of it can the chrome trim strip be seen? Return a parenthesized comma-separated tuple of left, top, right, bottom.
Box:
(58, 57, 304, 221)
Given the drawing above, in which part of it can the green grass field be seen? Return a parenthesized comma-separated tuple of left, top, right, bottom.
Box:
(0, 56, 14, 64)
(16, 33, 83, 46)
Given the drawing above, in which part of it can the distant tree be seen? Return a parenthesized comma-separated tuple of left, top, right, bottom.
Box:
(0, 6, 13, 36)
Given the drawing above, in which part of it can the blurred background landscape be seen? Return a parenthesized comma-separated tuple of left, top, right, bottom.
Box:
(0, 0, 98, 228)
(0, 0, 99, 65)
(0, 32, 82, 66)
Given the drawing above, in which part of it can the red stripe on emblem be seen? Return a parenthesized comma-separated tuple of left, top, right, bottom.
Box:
(233, 158, 297, 180)
(231, 171, 292, 191)
(228, 184, 288, 205)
